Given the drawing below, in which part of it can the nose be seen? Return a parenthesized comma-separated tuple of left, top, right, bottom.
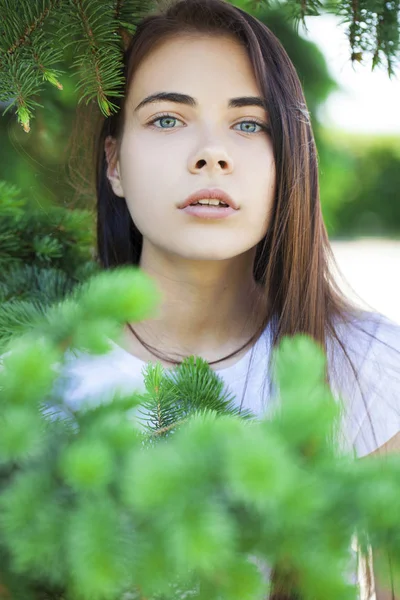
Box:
(189, 145, 234, 175)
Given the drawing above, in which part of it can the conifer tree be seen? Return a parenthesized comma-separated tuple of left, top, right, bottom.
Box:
(0, 180, 98, 353)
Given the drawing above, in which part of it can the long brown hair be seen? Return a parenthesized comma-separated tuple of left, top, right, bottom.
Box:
(84, 0, 397, 596)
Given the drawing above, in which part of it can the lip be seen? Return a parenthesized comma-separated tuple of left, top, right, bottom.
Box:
(179, 188, 239, 210)
(181, 204, 237, 219)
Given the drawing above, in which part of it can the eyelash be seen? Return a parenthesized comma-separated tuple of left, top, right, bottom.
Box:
(146, 112, 270, 134)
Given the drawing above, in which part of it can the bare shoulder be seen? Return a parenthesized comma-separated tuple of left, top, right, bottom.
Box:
(363, 430, 400, 459)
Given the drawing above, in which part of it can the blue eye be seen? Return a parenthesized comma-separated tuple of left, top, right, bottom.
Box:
(150, 115, 178, 128)
(234, 121, 264, 133)
(147, 113, 270, 134)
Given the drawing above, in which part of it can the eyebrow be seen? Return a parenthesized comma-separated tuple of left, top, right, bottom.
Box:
(134, 91, 268, 112)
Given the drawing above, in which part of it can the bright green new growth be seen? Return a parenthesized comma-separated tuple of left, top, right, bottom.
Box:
(0, 266, 400, 600)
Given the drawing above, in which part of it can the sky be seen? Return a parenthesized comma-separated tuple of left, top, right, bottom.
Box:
(299, 14, 400, 134)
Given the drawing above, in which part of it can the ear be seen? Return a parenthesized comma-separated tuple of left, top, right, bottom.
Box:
(104, 135, 125, 197)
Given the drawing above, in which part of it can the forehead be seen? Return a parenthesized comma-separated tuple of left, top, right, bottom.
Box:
(127, 34, 262, 107)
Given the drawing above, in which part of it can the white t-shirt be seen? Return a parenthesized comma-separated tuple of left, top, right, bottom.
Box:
(54, 309, 400, 459)
(326, 310, 400, 458)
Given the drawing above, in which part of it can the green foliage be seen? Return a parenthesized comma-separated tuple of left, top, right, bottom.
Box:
(1, 266, 400, 599)
(334, 0, 400, 77)
(319, 132, 400, 237)
(334, 143, 400, 238)
(0, 180, 98, 352)
(0, 0, 157, 131)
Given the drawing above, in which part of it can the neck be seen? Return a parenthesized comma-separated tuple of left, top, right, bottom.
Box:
(124, 241, 268, 360)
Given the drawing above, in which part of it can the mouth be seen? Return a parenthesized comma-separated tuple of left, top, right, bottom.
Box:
(180, 203, 237, 219)
(179, 188, 239, 211)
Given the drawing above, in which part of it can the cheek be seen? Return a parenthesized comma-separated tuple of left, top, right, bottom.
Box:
(259, 147, 276, 199)
(118, 136, 175, 228)
(240, 146, 276, 202)
(120, 138, 153, 186)
(120, 133, 181, 191)
(248, 153, 276, 232)
(266, 160, 276, 202)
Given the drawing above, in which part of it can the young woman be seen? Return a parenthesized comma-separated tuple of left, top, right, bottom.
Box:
(62, 0, 400, 597)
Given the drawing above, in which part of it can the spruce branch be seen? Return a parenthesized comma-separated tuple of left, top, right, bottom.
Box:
(0, 180, 97, 352)
(2, 0, 62, 58)
(372, 0, 400, 76)
(1, 267, 400, 599)
(333, 0, 400, 76)
(0, 0, 65, 130)
(64, 0, 125, 115)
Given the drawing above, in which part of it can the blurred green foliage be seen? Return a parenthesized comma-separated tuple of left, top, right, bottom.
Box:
(1, 265, 400, 600)
(0, 56, 82, 210)
(0, 180, 98, 353)
(319, 131, 400, 238)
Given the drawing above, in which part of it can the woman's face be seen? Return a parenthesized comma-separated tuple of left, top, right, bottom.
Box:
(106, 33, 276, 262)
